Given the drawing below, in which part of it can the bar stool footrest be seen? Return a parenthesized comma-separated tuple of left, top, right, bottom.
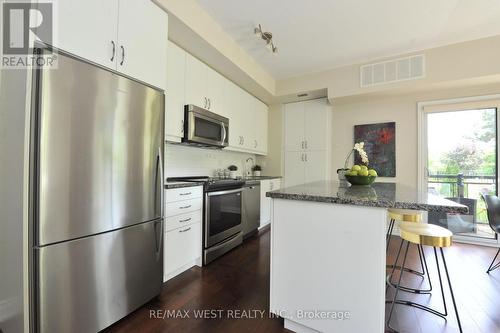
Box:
(386, 274, 432, 294)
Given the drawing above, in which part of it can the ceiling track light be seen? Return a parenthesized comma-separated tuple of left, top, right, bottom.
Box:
(254, 24, 278, 54)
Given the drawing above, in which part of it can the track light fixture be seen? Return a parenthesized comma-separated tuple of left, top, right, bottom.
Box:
(254, 24, 278, 54)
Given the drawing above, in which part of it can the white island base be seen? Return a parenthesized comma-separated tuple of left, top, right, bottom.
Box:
(270, 198, 387, 333)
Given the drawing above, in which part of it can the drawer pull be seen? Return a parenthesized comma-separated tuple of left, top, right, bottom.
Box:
(179, 227, 191, 233)
(179, 192, 192, 196)
(179, 217, 192, 223)
(179, 205, 191, 209)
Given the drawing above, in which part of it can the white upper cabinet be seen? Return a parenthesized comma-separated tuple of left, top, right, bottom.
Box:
(254, 99, 268, 154)
(206, 68, 226, 115)
(172, 47, 268, 154)
(117, 0, 167, 90)
(165, 41, 186, 141)
(56, 0, 118, 69)
(185, 53, 208, 109)
(185, 56, 227, 115)
(55, 0, 167, 90)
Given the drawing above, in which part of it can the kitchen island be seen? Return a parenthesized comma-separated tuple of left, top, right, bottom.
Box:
(266, 181, 467, 333)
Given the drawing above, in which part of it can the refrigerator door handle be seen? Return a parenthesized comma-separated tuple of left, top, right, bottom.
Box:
(155, 146, 164, 259)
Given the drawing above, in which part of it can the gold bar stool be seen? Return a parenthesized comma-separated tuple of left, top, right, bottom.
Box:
(387, 209, 429, 283)
(386, 222, 462, 333)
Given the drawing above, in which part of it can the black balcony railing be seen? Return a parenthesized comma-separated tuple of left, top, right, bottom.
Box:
(428, 173, 496, 198)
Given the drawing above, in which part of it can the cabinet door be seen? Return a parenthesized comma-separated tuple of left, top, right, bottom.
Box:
(284, 152, 305, 187)
(254, 99, 268, 155)
(185, 53, 208, 109)
(226, 81, 243, 148)
(304, 99, 328, 151)
(164, 222, 201, 280)
(117, 0, 167, 89)
(165, 41, 186, 141)
(284, 102, 305, 151)
(305, 151, 328, 183)
(56, 0, 118, 69)
(206, 67, 226, 115)
(260, 180, 271, 227)
(238, 90, 252, 150)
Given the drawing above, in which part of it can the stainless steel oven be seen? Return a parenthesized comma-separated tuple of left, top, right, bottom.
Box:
(183, 104, 229, 148)
(204, 187, 243, 263)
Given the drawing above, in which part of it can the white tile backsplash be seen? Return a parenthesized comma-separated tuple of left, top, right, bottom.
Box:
(165, 143, 256, 178)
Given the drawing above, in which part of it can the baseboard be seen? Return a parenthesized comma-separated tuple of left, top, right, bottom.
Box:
(163, 257, 201, 282)
(258, 223, 270, 233)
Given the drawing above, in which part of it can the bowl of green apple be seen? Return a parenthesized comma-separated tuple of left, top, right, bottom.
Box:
(345, 165, 377, 186)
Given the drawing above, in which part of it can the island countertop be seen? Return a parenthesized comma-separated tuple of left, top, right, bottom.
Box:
(266, 181, 468, 214)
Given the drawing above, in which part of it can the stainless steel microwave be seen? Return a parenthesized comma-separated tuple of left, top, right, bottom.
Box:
(183, 104, 229, 148)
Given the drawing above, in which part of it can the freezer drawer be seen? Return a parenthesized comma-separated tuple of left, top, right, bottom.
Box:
(35, 220, 163, 333)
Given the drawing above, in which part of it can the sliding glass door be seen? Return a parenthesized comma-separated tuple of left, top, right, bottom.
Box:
(425, 107, 497, 240)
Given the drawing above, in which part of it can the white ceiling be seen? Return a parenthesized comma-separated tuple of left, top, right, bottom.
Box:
(195, 0, 500, 80)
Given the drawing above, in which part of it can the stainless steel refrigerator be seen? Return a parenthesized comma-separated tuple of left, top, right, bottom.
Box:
(29, 49, 164, 333)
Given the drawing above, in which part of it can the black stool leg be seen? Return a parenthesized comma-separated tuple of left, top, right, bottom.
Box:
(386, 218, 395, 251)
(387, 241, 410, 332)
(387, 238, 405, 294)
(486, 247, 500, 274)
(440, 248, 463, 333)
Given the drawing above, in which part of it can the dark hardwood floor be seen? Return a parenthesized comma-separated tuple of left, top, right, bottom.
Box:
(105, 230, 500, 333)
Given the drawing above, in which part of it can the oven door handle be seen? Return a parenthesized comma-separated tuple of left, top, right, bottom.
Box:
(207, 188, 243, 197)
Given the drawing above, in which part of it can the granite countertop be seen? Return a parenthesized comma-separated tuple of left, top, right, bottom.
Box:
(242, 175, 282, 180)
(164, 181, 205, 189)
(266, 181, 468, 214)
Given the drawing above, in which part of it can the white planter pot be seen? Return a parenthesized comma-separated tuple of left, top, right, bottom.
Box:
(253, 171, 261, 177)
(229, 171, 237, 179)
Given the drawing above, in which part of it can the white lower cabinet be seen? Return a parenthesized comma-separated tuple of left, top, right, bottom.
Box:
(164, 221, 201, 282)
(260, 178, 281, 228)
(164, 186, 203, 282)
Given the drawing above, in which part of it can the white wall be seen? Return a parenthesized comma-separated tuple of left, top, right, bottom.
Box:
(165, 143, 257, 178)
(331, 83, 500, 188)
(257, 104, 283, 176)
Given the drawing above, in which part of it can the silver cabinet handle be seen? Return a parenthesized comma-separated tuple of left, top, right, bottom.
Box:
(179, 205, 191, 209)
(301, 141, 304, 149)
(204, 97, 207, 109)
(179, 227, 191, 233)
(179, 192, 191, 196)
(208, 98, 211, 110)
(305, 141, 308, 149)
(110, 41, 115, 62)
(180, 119, 184, 134)
(179, 217, 192, 223)
(120, 45, 125, 65)
(305, 153, 308, 162)
(301, 154, 304, 162)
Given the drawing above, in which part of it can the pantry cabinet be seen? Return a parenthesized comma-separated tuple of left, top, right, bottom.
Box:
(284, 99, 328, 151)
(168, 44, 268, 154)
(56, 0, 167, 90)
(283, 99, 330, 187)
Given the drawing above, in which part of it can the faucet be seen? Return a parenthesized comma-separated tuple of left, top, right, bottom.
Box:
(245, 157, 255, 177)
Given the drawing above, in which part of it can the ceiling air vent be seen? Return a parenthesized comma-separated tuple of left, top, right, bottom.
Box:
(360, 54, 425, 87)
